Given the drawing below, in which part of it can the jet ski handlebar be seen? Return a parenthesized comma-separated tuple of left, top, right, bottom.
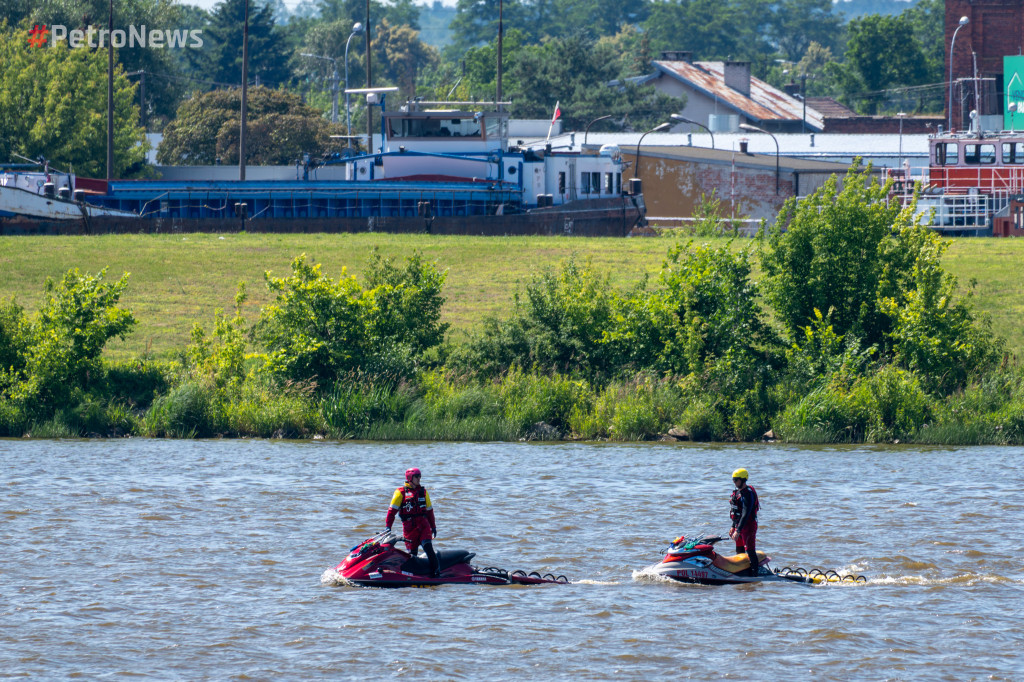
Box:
(667, 532, 727, 553)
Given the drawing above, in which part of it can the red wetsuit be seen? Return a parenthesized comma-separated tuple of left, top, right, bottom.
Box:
(730, 484, 759, 573)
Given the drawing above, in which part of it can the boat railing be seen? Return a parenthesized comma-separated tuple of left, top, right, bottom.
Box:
(887, 165, 1024, 195)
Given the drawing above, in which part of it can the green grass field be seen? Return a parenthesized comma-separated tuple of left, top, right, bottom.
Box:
(1, 232, 1022, 358)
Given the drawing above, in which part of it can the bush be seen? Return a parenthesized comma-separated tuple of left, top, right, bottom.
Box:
(143, 380, 225, 438)
(498, 367, 593, 433)
(776, 365, 930, 443)
(257, 253, 447, 386)
(0, 399, 26, 437)
(462, 255, 618, 380)
(5, 268, 135, 419)
(101, 359, 173, 410)
(225, 380, 322, 438)
(322, 374, 417, 438)
(567, 376, 685, 441)
(679, 397, 729, 442)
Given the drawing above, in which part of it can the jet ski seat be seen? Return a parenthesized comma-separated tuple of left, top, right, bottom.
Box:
(401, 549, 475, 575)
(713, 550, 769, 574)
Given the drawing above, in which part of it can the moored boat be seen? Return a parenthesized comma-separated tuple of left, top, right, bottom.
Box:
(2, 98, 646, 237)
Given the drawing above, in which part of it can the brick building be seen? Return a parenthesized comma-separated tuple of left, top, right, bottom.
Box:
(946, 0, 1024, 130)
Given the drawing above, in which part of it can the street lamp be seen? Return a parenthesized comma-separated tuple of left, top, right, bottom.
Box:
(670, 113, 714, 149)
(739, 123, 780, 195)
(633, 122, 672, 178)
(948, 15, 969, 132)
(896, 111, 907, 169)
(345, 22, 364, 147)
(584, 115, 613, 145)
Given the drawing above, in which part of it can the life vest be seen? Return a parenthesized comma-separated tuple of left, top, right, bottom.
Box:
(729, 484, 759, 527)
(397, 485, 429, 521)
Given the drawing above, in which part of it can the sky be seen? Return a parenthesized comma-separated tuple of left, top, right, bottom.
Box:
(181, 0, 456, 9)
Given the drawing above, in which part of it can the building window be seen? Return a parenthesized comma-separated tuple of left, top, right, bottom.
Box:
(558, 172, 566, 194)
(616, 173, 621, 194)
(591, 172, 601, 194)
(605, 172, 614, 194)
(581, 172, 591, 194)
(1003, 142, 1024, 164)
(964, 144, 996, 164)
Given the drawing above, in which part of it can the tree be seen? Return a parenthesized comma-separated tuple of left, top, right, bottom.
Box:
(643, 0, 760, 63)
(13, 0, 196, 127)
(256, 253, 448, 385)
(0, 24, 146, 177)
(2, 268, 135, 417)
(373, 18, 439, 98)
(158, 86, 343, 165)
(194, 0, 291, 88)
(317, 0, 421, 29)
(505, 33, 685, 132)
(448, 0, 534, 54)
(829, 13, 928, 114)
(759, 161, 997, 382)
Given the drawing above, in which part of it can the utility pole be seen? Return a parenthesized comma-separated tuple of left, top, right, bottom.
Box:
(106, 0, 114, 180)
(496, 0, 503, 107)
(240, 0, 249, 181)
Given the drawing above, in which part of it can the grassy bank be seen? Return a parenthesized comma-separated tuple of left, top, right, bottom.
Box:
(1, 232, 1022, 358)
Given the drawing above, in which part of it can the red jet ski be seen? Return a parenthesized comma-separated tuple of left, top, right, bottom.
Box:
(335, 530, 570, 588)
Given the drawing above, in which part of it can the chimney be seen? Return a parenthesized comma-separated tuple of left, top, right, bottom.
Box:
(723, 61, 751, 97)
(660, 50, 692, 63)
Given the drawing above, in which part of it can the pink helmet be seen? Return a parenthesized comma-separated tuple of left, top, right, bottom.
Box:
(405, 467, 422, 482)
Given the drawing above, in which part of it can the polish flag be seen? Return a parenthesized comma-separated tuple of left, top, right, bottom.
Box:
(547, 101, 562, 140)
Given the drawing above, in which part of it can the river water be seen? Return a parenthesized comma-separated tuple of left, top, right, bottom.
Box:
(2, 439, 1022, 680)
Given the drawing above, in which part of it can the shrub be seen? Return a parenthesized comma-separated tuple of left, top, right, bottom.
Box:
(7, 268, 135, 418)
(658, 240, 777, 377)
(257, 253, 447, 386)
(225, 380, 322, 438)
(463, 255, 618, 380)
(760, 163, 913, 347)
(679, 397, 729, 442)
(606, 378, 684, 440)
(143, 380, 225, 438)
(322, 374, 417, 438)
(0, 399, 26, 437)
(498, 367, 593, 433)
(101, 359, 173, 410)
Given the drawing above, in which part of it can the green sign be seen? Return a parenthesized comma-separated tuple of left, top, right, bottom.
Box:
(1006, 56, 1024, 130)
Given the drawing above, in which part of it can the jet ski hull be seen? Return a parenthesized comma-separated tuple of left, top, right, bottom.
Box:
(334, 531, 569, 588)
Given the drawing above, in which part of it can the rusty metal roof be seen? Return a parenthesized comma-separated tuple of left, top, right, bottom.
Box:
(653, 60, 825, 131)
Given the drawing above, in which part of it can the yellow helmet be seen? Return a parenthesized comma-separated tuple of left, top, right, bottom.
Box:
(732, 468, 749, 480)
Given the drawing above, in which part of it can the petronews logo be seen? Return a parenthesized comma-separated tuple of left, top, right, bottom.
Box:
(48, 24, 203, 49)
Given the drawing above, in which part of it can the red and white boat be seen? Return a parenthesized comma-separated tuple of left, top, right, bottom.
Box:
(889, 127, 1024, 236)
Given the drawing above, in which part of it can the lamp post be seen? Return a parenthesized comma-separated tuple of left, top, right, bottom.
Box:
(301, 53, 340, 123)
(240, 0, 249, 181)
(948, 15, 970, 132)
(739, 123, 780, 195)
(633, 122, 671, 178)
(345, 22, 364, 147)
(670, 114, 714, 149)
(896, 111, 907, 169)
(584, 115, 613, 145)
